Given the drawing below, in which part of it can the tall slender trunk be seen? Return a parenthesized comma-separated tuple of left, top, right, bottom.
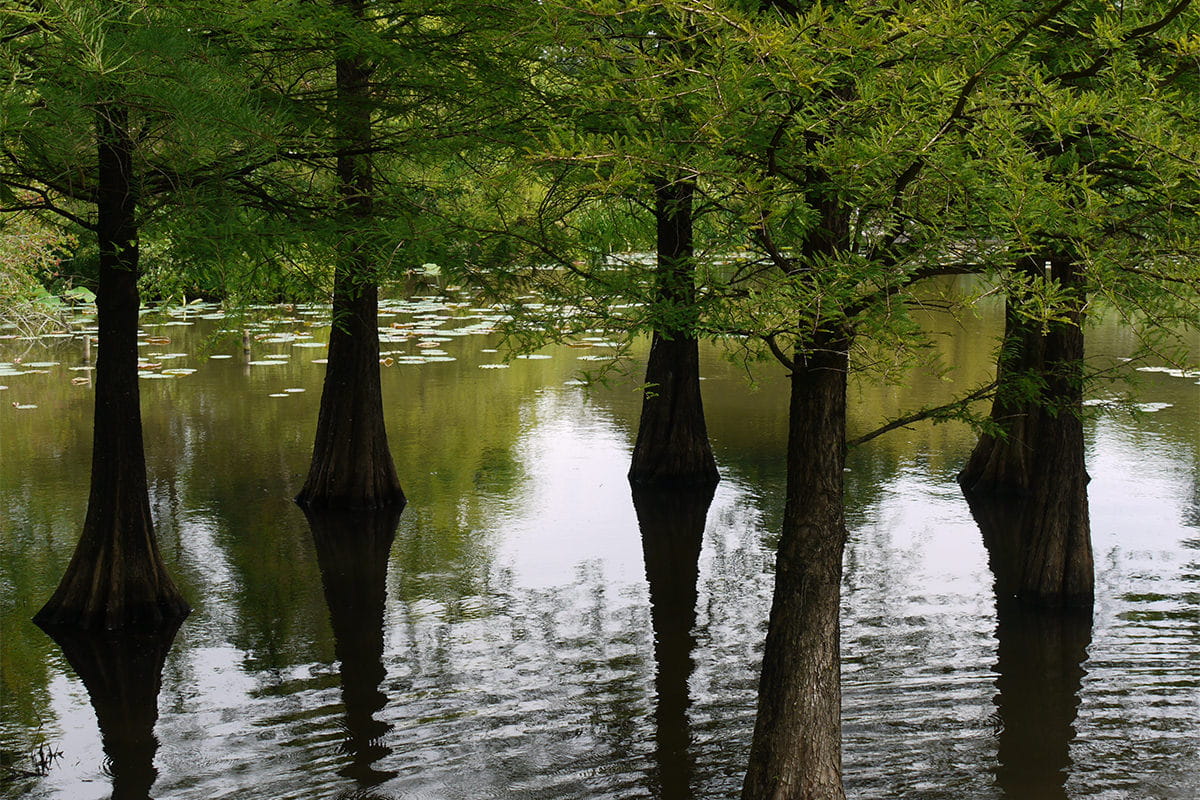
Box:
(34, 103, 189, 631)
(628, 178, 719, 488)
(297, 0, 403, 510)
(959, 256, 1092, 607)
(633, 484, 716, 800)
(742, 335, 850, 800)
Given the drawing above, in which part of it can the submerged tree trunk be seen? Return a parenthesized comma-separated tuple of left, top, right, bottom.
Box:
(38, 620, 183, 800)
(296, 0, 403, 510)
(34, 103, 189, 631)
(742, 335, 850, 800)
(958, 256, 1092, 608)
(633, 483, 716, 800)
(305, 506, 402, 785)
(628, 178, 719, 489)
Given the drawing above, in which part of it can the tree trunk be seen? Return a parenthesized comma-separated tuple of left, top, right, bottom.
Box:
(992, 600, 1092, 800)
(305, 507, 402, 785)
(959, 256, 1092, 608)
(296, 0, 403, 510)
(38, 620, 183, 800)
(633, 484, 716, 800)
(628, 178, 719, 488)
(742, 337, 849, 800)
(34, 103, 189, 631)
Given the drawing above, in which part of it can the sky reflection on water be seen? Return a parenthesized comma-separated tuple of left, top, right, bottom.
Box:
(0, 294, 1196, 800)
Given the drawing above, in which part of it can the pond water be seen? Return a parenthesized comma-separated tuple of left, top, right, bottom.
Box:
(0, 287, 1196, 800)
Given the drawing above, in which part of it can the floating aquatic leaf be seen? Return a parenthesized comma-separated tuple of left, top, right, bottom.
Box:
(71, 376, 91, 386)
(516, 354, 552, 360)
(479, 363, 509, 369)
(11, 402, 37, 409)
(1136, 402, 1173, 412)
(419, 349, 449, 356)
(481, 349, 498, 353)
(425, 356, 456, 362)
(145, 336, 171, 345)
(1136, 366, 1200, 378)
(563, 379, 586, 386)
(26, 361, 59, 368)
(162, 368, 197, 376)
(138, 362, 162, 370)
(139, 373, 174, 379)
(0, 385, 7, 390)
(312, 358, 329, 364)
(293, 342, 326, 348)
(268, 393, 289, 398)
(209, 354, 233, 359)
(284, 388, 305, 393)
(576, 355, 610, 361)
(247, 360, 287, 366)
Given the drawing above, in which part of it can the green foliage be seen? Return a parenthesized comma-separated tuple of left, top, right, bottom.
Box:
(464, 0, 1200, 431)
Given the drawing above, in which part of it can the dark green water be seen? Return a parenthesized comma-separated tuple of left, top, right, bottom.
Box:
(0, 288, 1196, 799)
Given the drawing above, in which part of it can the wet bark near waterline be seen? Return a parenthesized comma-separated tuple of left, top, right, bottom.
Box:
(296, 1, 403, 511)
(633, 483, 716, 800)
(629, 178, 719, 489)
(296, 278, 403, 510)
(38, 619, 183, 800)
(992, 601, 1092, 800)
(959, 256, 1092, 608)
(742, 340, 849, 800)
(305, 506, 402, 785)
(34, 103, 189, 631)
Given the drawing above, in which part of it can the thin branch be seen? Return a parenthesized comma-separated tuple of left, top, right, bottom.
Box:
(847, 380, 997, 448)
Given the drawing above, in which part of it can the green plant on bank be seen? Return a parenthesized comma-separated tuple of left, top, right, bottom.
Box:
(0, 210, 87, 333)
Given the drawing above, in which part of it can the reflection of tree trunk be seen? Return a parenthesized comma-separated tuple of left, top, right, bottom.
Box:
(296, 0, 403, 511)
(959, 256, 1092, 608)
(743, 334, 849, 800)
(305, 507, 402, 785)
(992, 601, 1092, 800)
(34, 102, 189, 631)
(633, 484, 715, 800)
(629, 178, 719, 489)
(38, 619, 183, 800)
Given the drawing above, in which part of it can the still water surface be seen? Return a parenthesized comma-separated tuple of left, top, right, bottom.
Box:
(0, 289, 1196, 799)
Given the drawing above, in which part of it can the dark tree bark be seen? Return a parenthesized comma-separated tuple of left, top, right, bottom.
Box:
(305, 506, 402, 785)
(742, 334, 850, 800)
(628, 178, 719, 489)
(959, 255, 1093, 608)
(992, 600, 1092, 800)
(38, 619, 184, 800)
(633, 484, 716, 800)
(34, 103, 189, 631)
(296, 0, 403, 511)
